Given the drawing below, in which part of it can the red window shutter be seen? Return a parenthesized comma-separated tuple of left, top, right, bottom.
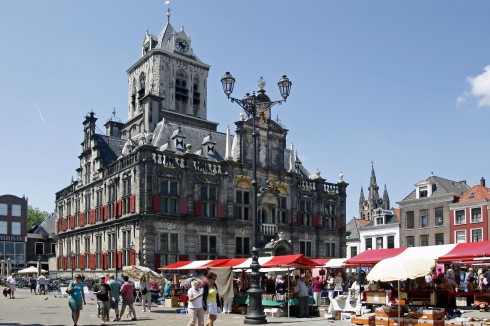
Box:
(90, 254, 96, 270)
(81, 212, 85, 227)
(113, 202, 117, 218)
(69, 215, 74, 229)
(102, 205, 108, 221)
(217, 203, 226, 219)
(194, 201, 202, 217)
(179, 255, 189, 261)
(56, 257, 60, 270)
(312, 214, 319, 228)
(79, 254, 85, 270)
(117, 251, 123, 269)
(129, 195, 136, 213)
(178, 198, 188, 214)
(297, 212, 302, 225)
(117, 200, 122, 217)
(154, 253, 161, 271)
(129, 249, 136, 266)
(62, 218, 67, 231)
(153, 195, 161, 212)
(103, 253, 108, 270)
(62, 256, 67, 270)
(90, 209, 95, 224)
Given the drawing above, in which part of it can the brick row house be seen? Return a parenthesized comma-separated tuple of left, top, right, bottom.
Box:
(53, 11, 348, 276)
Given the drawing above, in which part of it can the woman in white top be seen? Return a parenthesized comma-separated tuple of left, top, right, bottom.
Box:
(188, 280, 204, 326)
(6, 273, 16, 299)
(139, 275, 152, 312)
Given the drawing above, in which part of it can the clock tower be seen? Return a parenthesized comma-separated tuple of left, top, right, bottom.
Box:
(124, 8, 210, 138)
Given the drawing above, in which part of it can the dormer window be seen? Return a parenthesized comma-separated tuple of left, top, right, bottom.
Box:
(419, 186, 428, 197)
(206, 144, 214, 156)
(416, 181, 432, 199)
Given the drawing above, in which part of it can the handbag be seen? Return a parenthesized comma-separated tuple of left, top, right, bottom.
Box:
(141, 288, 148, 295)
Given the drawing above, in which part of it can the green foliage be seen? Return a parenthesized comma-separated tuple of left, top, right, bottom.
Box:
(27, 206, 49, 230)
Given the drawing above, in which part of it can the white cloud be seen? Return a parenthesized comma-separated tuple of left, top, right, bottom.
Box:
(459, 65, 490, 107)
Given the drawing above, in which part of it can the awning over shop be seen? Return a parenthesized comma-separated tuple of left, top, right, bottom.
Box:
(160, 254, 319, 270)
(438, 240, 490, 263)
(344, 248, 406, 266)
(160, 259, 230, 270)
(323, 258, 348, 268)
(312, 258, 330, 266)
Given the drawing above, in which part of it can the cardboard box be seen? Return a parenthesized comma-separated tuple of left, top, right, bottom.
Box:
(352, 314, 376, 325)
(376, 316, 390, 326)
(376, 307, 398, 318)
(391, 317, 404, 326)
(165, 297, 179, 308)
(419, 309, 445, 320)
(417, 318, 445, 326)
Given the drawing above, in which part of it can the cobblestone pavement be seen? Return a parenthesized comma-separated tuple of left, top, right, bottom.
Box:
(0, 289, 489, 326)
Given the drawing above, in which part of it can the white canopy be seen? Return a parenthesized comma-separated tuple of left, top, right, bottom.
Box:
(17, 266, 48, 274)
(367, 256, 436, 282)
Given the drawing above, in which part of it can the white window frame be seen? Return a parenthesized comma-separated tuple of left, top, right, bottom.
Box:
(471, 228, 483, 242)
(454, 210, 466, 225)
(471, 207, 482, 223)
(455, 230, 466, 243)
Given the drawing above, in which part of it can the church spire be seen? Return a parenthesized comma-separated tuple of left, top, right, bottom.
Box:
(369, 162, 380, 200)
(383, 184, 390, 210)
(359, 187, 365, 204)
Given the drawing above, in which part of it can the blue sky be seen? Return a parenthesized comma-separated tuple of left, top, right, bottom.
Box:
(1, 0, 489, 220)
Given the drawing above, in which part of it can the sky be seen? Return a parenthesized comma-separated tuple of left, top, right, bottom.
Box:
(1, 0, 490, 220)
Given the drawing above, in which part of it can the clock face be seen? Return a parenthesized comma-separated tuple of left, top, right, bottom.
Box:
(175, 38, 189, 53)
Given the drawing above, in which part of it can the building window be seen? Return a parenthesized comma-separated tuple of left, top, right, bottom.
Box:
(420, 235, 429, 246)
(350, 246, 357, 258)
(200, 235, 217, 259)
(324, 203, 336, 216)
(235, 190, 250, 220)
(0, 204, 7, 216)
(406, 211, 414, 230)
(35, 242, 44, 255)
(95, 235, 102, 269)
(435, 207, 444, 226)
(158, 179, 178, 214)
(471, 207, 482, 223)
(299, 199, 312, 226)
(108, 184, 117, 219)
(122, 176, 132, 215)
(11, 222, 21, 235)
(159, 233, 179, 252)
(406, 236, 415, 247)
(471, 229, 483, 242)
(325, 243, 336, 257)
(122, 230, 132, 266)
(419, 186, 428, 198)
(299, 241, 312, 257)
(66, 200, 71, 216)
(455, 230, 466, 243)
(12, 204, 21, 217)
(200, 185, 217, 218)
(387, 236, 395, 248)
(420, 209, 428, 228)
(435, 233, 444, 245)
(366, 238, 373, 250)
(455, 210, 466, 225)
(236, 237, 250, 256)
(279, 197, 288, 224)
(0, 221, 7, 234)
(108, 233, 116, 268)
(376, 237, 383, 249)
(376, 216, 384, 225)
(51, 243, 56, 254)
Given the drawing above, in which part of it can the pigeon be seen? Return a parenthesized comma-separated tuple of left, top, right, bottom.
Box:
(44, 297, 48, 300)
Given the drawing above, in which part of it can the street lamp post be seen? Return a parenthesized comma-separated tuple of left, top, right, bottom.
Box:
(37, 255, 42, 276)
(221, 72, 291, 325)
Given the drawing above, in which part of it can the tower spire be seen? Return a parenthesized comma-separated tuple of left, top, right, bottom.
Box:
(165, 1, 171, 23)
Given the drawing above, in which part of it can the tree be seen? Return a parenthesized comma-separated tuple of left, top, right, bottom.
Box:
(27, 206, 49, 230)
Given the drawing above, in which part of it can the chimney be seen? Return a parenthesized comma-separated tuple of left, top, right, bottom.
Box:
(481, 177, 486, 187)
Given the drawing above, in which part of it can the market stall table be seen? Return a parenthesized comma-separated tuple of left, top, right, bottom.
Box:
(327, 295, 360, 314)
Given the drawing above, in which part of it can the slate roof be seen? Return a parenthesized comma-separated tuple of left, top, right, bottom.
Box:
(402, 175, 470, 201)
(95, 134, 126, 166)
(30, 213, 55, 238)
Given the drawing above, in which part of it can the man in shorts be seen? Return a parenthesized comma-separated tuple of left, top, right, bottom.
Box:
(107, 275, 121, 321)
(93, 276, 112, 325)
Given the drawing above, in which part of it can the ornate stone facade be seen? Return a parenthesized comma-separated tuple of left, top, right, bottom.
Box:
(54, 11, 347, 276)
